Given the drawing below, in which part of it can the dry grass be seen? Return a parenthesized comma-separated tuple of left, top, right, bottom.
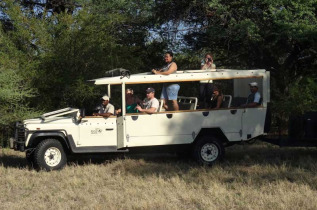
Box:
(1, 142, 317, 210)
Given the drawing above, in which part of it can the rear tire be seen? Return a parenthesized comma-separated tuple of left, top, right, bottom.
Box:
(34, 139, 67, 171)
(193, 136, 224, 166)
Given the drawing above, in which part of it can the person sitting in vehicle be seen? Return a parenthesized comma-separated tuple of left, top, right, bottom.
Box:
(151, 51, 180, 111)
(126, 88, 142, 113)
(136, 87, 159, 114)
(241, 82, 261, 108)
(210, 86, 223, 109)
(93, 95, 115, 117)
(116, 88, 143, 115)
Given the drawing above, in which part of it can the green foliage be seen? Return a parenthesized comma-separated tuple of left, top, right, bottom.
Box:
(0, 4, 40, 128)
(274, 77, 317, 117)
(0, 66, 39, 126)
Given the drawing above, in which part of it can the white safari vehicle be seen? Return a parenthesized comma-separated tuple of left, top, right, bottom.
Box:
(12, 69, 270, 170)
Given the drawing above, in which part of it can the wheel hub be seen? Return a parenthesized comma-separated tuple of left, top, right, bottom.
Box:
(201, 143, 219, 162)
(44, 147, 62, 167)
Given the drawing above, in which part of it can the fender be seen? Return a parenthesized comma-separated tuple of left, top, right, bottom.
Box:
(195, 128, 229, 144)
(28, 131, 70, 149)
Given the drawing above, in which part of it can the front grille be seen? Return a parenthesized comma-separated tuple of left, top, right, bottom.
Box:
(14, 122, 26, 151)
(16, 123, 26, 141)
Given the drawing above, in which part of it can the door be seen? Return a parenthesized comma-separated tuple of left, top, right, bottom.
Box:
(241, 108, 267, 140)
(77, 117, 117, 147)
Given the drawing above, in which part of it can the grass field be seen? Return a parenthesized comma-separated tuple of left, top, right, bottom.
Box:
(1, 142, 317, 210)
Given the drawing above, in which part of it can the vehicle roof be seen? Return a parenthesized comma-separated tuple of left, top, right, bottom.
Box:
(92, 69, 267, 85)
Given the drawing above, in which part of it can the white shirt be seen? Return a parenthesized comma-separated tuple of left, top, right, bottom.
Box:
(143, 98, 159, 111)
(253, 92, 261, 103)
(98, 103, 115, 115)
(200, 63, 216, 83)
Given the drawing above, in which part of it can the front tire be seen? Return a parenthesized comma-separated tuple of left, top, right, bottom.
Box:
(34, 139, 67, 171)
(193, 136, 224, 166)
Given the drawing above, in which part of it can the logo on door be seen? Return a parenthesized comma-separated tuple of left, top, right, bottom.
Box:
(91, 128, 103, 134)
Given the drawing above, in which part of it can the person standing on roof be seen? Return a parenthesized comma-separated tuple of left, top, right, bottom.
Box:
(151, 51, 179, 111)
(199, 53, 216, 109)
(241, 82, 261, 108)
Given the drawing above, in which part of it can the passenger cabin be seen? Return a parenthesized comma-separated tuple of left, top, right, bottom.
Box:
(87, 69, 270, 149)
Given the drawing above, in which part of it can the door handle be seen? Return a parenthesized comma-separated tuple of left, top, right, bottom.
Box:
(106, 128, 114, 131)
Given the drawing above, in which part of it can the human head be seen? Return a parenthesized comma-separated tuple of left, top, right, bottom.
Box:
(164, 51, 173, 63)
(205, 53, 213, 63)
(249, 82, 258, 93)
(145, 87, 155, 99)
(213, 86, 221, 95)
(126, 88, 133, 94)
(101, 95, 110, 106)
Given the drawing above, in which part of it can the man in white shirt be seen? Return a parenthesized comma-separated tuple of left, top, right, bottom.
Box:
(242, 82, 261, 108)
(136, 87, 159, 114)
(93, 95, 115, 117)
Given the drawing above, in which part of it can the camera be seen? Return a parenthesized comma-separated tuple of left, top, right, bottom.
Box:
(207, 58, 212, 62)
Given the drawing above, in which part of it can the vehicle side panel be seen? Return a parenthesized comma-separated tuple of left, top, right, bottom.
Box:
(242, 108, 267, 139)
(123, 109, 249, 147)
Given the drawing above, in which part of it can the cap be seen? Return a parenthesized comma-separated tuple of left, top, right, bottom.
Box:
(101, 95, 110, 101)
(146, 87, 155, 93)
(249, 82, 258, 87)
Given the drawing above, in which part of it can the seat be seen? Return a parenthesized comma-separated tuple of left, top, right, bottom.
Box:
(158, 97, 198, 111)
(232, 97, 247, 107)
(157, 99, 164, 112)
(222, 95, 232, 108)
(177, 96, 198, 110)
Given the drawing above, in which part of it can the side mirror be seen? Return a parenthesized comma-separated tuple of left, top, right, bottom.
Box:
(80, 109, 86, 118)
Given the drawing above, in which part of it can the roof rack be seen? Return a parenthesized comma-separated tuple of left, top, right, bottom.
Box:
(105, 68, 131, 78)
(92, 69, 267, 85)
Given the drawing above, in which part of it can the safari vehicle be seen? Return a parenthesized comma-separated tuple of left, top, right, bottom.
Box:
(11, 69, 270, 170)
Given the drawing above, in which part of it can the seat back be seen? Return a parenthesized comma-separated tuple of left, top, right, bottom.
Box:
(232, 97, 247, 107)
(177, 96, 198, 110)
(157, 99, 164, 112)
(158, 97, 198, 111)
(222, 95, 232, 108)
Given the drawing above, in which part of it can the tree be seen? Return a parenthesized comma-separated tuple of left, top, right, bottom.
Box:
(151, 0, 317, 129)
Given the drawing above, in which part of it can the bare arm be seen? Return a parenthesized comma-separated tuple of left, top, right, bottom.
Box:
(244, 102, 259, 108)
(93, 112, 113, 117)
(153, 62, 177, 75)
(212, 95, 223, 109)
(136, 105, 156, 114)
(201, 62, 215, 70)
(217, 95, 223, 109)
